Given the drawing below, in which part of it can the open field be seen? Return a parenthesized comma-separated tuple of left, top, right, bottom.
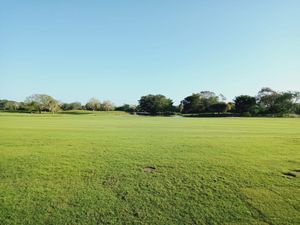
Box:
(0, 112, 299, 225)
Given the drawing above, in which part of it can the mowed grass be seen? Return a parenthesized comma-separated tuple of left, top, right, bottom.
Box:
(0, 112, 299, 225)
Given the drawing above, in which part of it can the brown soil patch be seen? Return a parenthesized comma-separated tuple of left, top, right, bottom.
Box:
(143, 166, 156, 173)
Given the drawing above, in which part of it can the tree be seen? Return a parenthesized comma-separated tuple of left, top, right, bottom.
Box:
(25, 94, 59, 113)
(268, 91, 298, 114)
(60, 103, 70, 111)
(234, 95, 256, 114)
(100, 100, 115, 111)
(295, 103, 300, 115)
(138, 94, 174, 115)
(61, 102, 82, 110)
(25, 100, 40, 113)
(4, 101, 19, 111)
(256, 87, 279, 113)
(257, 87, 278, 106)
(0, 100, 8, 110)
(181, 93, 204, 114)
(85, 98, 101, 111)
(257, 88, 300, 115)
(48, 99, 60, 114)
(126, 105, 137, 113)
(208, 102, 228, 114)
(181, 91, 223, 114)
(293, 91, 300, 103)
(227, 102, 235, 113)
(198, 91, 219, 110)
(116, 104, 136, 113)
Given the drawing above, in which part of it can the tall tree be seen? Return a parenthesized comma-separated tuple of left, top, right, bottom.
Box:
(0, 100, 8, 110)
(100, 101, 115, 111)
(181, 91, 222, 113)
(181, 93, 204, 113)
(234, 95, 256, 114)
(25, 94, 59, 113)
(4, 101, 19, 111)
(48, 99, 60, 114)
(86, 98, 101, 111)
(256, 87, 279, 113)
(199, 91, 219, 110)
(138, 94, 174, 115)
(268, 91, 298, 114)
(257, 88, 300, 114)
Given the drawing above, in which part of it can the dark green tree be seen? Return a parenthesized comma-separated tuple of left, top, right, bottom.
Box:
(116, 104, 136, 113)
(181, 91, 223, 113)
(256, 87, 279, 113)
(0, 100, 8, 110)
(295, 103, 300, 115)
(257, 88, 300, 115)
(181, 93, 204, 113)
(234, 95, 256, 114)
(138, 94, 174, 115)
(269, 92, 298, 114)
(209, 102, 228, 114)
(61, 102, 82, 110)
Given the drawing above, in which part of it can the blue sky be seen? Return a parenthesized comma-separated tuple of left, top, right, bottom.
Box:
(1, 0, 299, 105)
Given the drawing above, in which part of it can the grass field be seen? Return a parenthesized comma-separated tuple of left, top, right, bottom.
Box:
(0, 112, 299, 225)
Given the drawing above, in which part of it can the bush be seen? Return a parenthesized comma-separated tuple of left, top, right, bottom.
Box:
(182, 113, 239, 117)
(115, 104, 136, 113)
(295, 104, 300, 115)
(138, 94, 174, 115)
(241, 112, 252, 117)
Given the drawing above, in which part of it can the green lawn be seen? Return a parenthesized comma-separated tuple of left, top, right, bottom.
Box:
(0, 112, 299, 225)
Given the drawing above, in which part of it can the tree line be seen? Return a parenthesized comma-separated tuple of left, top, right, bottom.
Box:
(0, 87, 299, 116)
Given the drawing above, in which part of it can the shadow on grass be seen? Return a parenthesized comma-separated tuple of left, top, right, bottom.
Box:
(58, 111, 93, 115)
(0, 110, 31, 114)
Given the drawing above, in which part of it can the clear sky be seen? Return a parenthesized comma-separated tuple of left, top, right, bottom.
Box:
(1, 0, 299, 105)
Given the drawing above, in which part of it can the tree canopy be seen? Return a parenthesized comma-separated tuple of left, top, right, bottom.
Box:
(234, 95, 257, 114)
(181, 91, 225, 114)
(1, 87, 299, 116)
(138, 94, 174, 115)
(25, 94, 60, 113)
(85, 98, 101, 111)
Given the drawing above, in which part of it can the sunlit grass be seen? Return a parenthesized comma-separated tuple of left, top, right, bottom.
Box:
(0, 113, 299, 224)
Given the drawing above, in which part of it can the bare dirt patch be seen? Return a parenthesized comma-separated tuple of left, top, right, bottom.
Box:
(143, 166, 156, 173)
(282, 170, 300, 178)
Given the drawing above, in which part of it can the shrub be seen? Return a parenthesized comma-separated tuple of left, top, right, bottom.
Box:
(241, 112, 252, 117)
